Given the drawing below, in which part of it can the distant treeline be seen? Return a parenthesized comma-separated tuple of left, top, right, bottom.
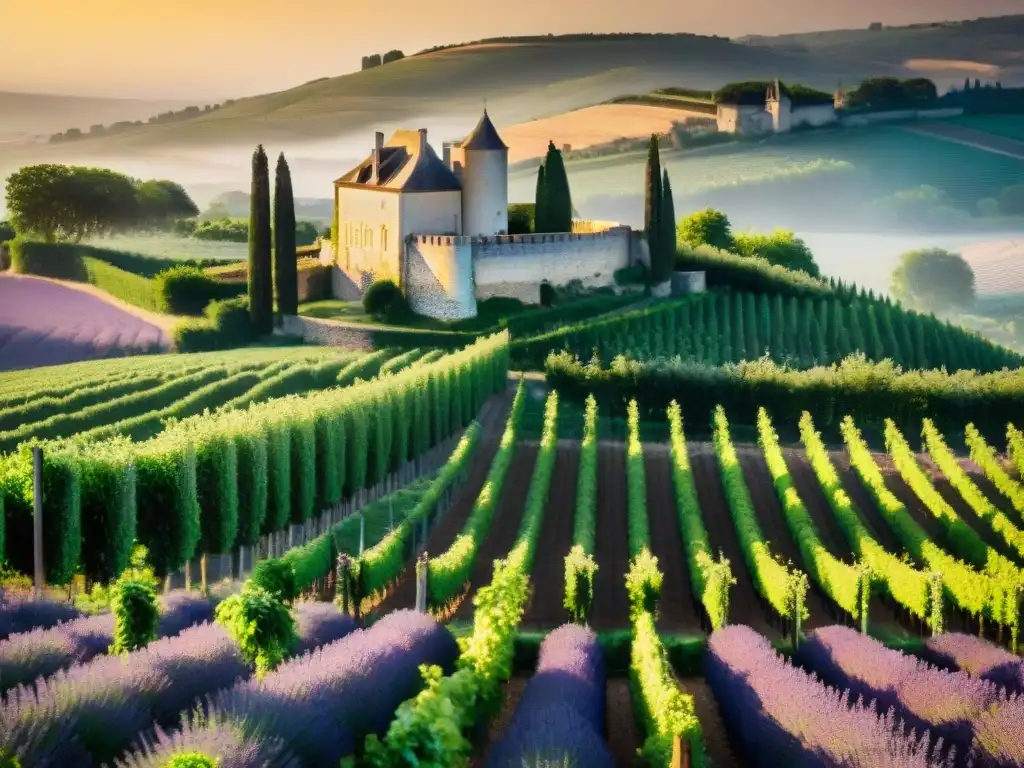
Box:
(49, 101, 236, 143)
(361, 50, 405, 69)
(413, 31, 729, 56)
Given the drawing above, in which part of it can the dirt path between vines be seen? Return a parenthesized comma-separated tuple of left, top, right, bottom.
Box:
(592, 442, 630, 631)
(452, 443, 537, 620)
(522, 442, 578, 628)
(688, 443, 777, 639)
(374, 389, 512, 614)
(644, 444, 703, 633)
(736, 446, 833, 630)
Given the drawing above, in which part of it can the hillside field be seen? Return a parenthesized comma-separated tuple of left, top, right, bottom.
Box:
(513, 122, 1024, 230)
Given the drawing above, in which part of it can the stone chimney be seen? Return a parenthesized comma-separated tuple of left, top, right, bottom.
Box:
(371, 131, 383, 184)
(418, 128, 428, 156)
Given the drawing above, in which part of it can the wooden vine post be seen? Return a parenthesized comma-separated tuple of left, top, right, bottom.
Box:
(415, 552, 429, 613)
(670, 734, 691, 768)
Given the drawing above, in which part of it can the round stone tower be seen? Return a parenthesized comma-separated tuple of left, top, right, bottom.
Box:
(459, 109, 509, 237)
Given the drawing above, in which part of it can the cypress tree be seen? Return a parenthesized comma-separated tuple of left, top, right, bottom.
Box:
(894, 311, 915, 368)
(534, 165, 548, 233)
(273, 152, 298, 317)
(248, 144, 273, 334)
(707, 297, 721, 365)
(912, 315, 929, 370)
(879, 305, 901, 363)
(657, 169, 677, 284)
(745, 293, 760, 359)
(848, 302, 866, 355)
(829, 299, 846, 362)
(731, 292, 744, 362)
(810, 315, 827, 365)
(865, 304, 885, 361)
(644, 135, 662, 280)
(784, 297, 800, 362)
(720, 293, 734, 363)
(799, 297, 814, 366)
(692, 299, 706, 362)
(542, 141, 572, 232)
(770, 294, 785, 363)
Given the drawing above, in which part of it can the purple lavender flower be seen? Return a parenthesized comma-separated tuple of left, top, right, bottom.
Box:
(0, 602, 356, 767)
(488, 702, 614, 768)
(119, 609, 458, 767)
(706, 624, 954, 768)
(0, 591, 213, 693)
(115, 715, 301, 768)
(969, 693, 1024, 768)
(487, 624, 611, 768)
(0, 593, 81, 640)
(796, 625, 1010, 758)
(922, 633, 1024, 697)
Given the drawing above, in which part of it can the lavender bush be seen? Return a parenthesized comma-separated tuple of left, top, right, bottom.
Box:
(488, 624, 612, 768)
(796, 625, 1011, 758)
(0, 594, 81, 640)
(969, 694, 1024, 768)
(706, 625, 954, 768)
(0, 591, 212, 692)
(120, 609, 458, 767)
(488, 703, 614, 768)
(921, 633, 1024, 697)
(116, 716, 301, 768)
(0, 602, 356, 767)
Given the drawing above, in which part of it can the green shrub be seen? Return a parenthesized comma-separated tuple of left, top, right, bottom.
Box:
(155, 264, 243, 315)
(675, 242, 832, 298)
(563, 544, 598, 623)
(8, 238, 88, 280)
(363, 279, 404, 318)
(166, 754, 219, 768)
(172, 320, 220, 352)
(214, 584, 297, 677)
(507, 203, 535, 234)
(251, 558, 297, 603)
(0, 220, 14, 242)
(108, 576, 159, 654)
(173, 297, 253, 352)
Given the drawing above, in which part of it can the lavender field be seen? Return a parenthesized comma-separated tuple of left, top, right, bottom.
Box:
(0, 274, 168, 371)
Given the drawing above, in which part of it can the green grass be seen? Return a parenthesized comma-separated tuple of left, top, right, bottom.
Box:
(81, 233, 247, 262)
(952, 114, 1024, 142)
(510, 124, 1024, 208)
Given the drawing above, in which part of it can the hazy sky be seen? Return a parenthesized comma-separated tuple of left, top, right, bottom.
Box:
(2, 0, 1018, 100)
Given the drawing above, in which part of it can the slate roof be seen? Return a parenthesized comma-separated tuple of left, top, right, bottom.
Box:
(336, 130, 462, 192)
(462, 110, 507, 151)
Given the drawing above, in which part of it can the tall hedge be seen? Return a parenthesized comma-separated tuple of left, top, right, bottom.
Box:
(134, 436, 200, 578)
(248, 145, 273, 334)
(273, 152, 299, 317)
(71, 437, 136, 583)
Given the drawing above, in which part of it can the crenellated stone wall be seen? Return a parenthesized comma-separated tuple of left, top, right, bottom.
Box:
(404, 234, 477, 320)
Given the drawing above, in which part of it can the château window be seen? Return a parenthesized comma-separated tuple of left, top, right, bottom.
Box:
(381, 225, 388, 252)
(355, 227, 361, 247)
(366, 227, 373, 248)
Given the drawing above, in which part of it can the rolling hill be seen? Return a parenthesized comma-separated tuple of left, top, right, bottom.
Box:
(0, 34, 893, 161)
(0, 92, 201, 144)
(739, 14, 1024, 84)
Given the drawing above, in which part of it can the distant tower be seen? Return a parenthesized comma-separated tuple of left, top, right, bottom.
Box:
(833, 80, 846, 109)
(459, 109, 509, 236)
(766, 78, 792, 133)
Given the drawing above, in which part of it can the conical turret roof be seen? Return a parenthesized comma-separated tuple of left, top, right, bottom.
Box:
(462, 109, 507, 151)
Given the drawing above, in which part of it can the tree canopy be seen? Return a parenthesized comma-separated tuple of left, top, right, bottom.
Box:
(677, 208, 734, 252)
(4, 164, 199, 242)
(733, 229, 819, 277)
(534, 142, 572, 233)
(891, 248, 976, 312)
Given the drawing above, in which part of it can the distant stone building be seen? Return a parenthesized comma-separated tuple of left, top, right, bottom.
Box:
(328, 111, 646, 320)
(716, 79, 842, 135)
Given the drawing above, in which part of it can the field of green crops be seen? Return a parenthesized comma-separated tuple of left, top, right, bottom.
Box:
(0, 345, 425, 451)
(952, 113, 1024, 142)
(510, 123, 1024, 208)
(81, 233, 247, 262)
